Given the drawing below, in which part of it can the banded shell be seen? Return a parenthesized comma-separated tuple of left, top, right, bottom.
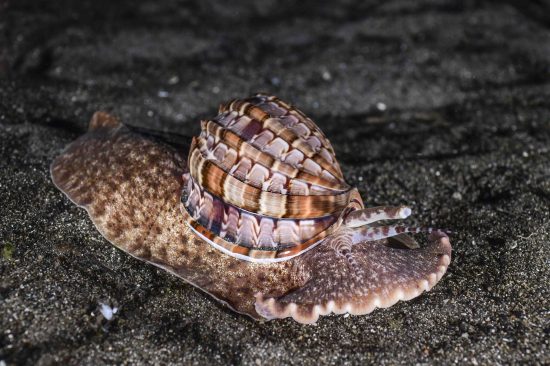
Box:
(181, 94, 363, 262)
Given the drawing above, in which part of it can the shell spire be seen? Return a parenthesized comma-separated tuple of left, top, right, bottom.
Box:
(181, 94, 362, 262)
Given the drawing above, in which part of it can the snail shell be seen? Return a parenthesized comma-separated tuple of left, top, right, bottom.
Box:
(181, 94, 363, 262)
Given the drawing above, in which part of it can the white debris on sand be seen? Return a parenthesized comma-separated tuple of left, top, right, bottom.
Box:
(99, 303, 119, 321)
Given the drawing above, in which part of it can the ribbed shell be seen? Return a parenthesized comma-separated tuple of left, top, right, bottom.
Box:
(181, 94, 362, 261)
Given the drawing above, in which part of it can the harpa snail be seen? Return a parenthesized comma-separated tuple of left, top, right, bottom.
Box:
(51, 94, 452, 324)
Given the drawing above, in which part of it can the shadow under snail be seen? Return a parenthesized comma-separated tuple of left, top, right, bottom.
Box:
(51, 93, 452, 324)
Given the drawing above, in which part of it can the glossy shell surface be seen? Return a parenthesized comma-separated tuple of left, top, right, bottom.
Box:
(181, 94, 362, 262)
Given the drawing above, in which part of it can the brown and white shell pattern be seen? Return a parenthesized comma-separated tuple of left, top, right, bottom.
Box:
(181, 94, 363, 262)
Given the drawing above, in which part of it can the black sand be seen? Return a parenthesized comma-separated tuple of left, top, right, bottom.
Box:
(1, 0, 549, 364)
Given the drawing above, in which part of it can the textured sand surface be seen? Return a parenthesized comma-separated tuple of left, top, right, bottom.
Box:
(1, 0, 549, 364)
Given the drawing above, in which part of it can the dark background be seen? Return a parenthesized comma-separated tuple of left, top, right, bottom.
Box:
(1, 0, 549, 364)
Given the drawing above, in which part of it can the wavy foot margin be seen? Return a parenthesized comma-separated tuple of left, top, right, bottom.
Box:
(255, 232, 452, 324)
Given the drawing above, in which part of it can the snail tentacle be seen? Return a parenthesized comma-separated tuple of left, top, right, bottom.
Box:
(343, 205, 411, 228)
(350, 225, 448, 244)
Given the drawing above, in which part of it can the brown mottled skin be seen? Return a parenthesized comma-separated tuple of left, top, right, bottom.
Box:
(51, 112, 452, 323)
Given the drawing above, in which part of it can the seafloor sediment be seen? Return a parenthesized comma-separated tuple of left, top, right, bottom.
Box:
(1, 0, 549, 364)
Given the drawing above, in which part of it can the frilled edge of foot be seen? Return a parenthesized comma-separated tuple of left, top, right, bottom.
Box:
(254, 233, 452, 324)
